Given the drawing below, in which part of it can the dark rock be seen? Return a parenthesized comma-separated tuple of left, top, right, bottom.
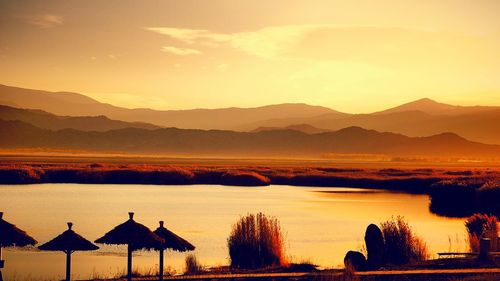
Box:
(344, 250, 367, 271)
(365, 223, 385, 269)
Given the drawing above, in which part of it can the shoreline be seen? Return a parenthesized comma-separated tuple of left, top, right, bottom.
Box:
(1, 158, 499, 217)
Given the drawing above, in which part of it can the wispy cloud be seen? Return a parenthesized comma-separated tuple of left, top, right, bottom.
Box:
(161, 46, 201, 55)
(147, 27, 229, 45)
(27, 14, 64, 28)
(147, 25, 499, 68)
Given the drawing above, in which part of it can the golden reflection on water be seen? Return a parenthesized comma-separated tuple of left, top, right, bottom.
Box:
(0, 184, 466, 280)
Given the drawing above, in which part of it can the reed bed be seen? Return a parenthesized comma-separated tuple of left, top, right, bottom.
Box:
(228, 213, 287, 269)
(0, 162, 499, 216)
(380, 216, 429, 265)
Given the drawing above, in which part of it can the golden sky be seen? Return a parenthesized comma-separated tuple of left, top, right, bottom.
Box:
(1, 0, 499, 113)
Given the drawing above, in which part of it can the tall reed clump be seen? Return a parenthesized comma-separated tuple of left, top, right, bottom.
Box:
(465, 213, 498, 252)
(228, 212, 287, 269)
(380, 216, 429, 265)
(185, 254, 204, 275)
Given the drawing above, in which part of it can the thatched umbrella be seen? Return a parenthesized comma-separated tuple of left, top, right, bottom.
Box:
(38, 222, 99, 281)
(0, 212, 37, 281)
(154, 221, 195, 281)
(95, 212, 164, 281)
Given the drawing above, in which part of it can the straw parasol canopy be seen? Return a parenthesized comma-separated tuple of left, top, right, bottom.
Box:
(39, 222, 99, 281)
(0, 212, 37, 281)
(95, 212, 164, 281)
(154, 221, 195, 252)
(0, 212, 37, 248)
(39, 222, 98, 252)
(154, 221, 195, 281)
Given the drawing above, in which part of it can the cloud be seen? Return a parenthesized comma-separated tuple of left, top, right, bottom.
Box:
(161, 46, 202, 55)
(147, 25, 499, 68)
(147, 27, 229, 45)
(27, 14, 64, 28)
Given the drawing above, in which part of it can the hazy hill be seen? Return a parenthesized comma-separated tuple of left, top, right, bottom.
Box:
(246, 104, 500, 144)
(375, 98, 498, 116)
(0, 120, 498, 158)
(248, 109, 500, 145)
(0, 105, 160, 131)
(0, 84, 341, 129)
(252, 124, 331, 134)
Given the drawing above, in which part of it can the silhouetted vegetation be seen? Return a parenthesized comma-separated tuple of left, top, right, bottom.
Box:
(184, 254, 204, 275)
(228, 213, 286, 269)
(380, 216, 429, 265)
(345, 218, 429, 271)
(465, 214, 498, 252)
(430, 178, 500, 217)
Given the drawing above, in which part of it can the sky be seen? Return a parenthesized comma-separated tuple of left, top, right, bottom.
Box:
(1, 0, 500, 113)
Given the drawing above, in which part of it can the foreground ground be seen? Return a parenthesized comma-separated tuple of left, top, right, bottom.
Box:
(83, 268, 500, 281)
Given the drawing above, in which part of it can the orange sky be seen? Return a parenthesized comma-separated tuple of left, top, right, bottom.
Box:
(1, 0, 499, 113)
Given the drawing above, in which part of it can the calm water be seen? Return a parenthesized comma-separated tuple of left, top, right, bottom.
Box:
(0, 184, 467, 280)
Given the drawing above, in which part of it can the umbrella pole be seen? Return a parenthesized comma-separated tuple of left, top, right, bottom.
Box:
(0, 245, 3, 281)
(127, 244, 132, 281)
(65, 250, 72, 281)
(159, 248, 164, 281)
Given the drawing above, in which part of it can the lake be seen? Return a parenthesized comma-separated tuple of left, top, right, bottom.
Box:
(0, 184, 467, 280)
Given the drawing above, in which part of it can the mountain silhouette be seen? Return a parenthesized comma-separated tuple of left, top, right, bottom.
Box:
(0, 105, 159, 131)
(0, 84, 341, 129)
(1, 84, 498, 144)
(374, 98, 497, 115)
(0, 119, 498, 158)
(252, 124, 331, 134)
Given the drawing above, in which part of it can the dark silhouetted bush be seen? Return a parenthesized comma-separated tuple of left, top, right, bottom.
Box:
(465, 213, 498, 252)
(477, 180, 500, 216)
(228, 213, 286, 269)
(429, 179, 481, 217)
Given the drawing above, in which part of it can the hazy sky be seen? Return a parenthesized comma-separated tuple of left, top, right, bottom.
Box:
(1, 0, 499, 113)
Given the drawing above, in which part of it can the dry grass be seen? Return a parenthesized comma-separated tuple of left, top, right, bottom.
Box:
(465, 214, 499, 252)
(380, 216, 429, 265)
(228, 212, 287, 269)
(185, 253, 204, 275)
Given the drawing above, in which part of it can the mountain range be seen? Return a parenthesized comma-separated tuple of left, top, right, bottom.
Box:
(1, 84, 499, 144)
(0, 104, 159, 132)
(0, 84, 499, 156)
(1, 119, 498, 158)
(0, 84, 339, 130)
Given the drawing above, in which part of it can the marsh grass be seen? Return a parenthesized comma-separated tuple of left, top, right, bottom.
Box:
(185, 253, 204, 274)
(380, 216, 429, 265)
(228, 212, 287, 269)
(465, 214, 499, 252)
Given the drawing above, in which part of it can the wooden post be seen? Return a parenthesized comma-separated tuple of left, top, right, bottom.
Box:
(0, 245, 3, 281)
(66, 251, 71, 281)
(159, 248, 164, 281)
(127, 244, 133, 281)
(479, 238, 491, 260)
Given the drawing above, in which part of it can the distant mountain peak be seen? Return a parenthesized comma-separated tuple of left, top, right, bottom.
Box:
(412, 97, 438, 104)
(378, 98, 461, 116)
